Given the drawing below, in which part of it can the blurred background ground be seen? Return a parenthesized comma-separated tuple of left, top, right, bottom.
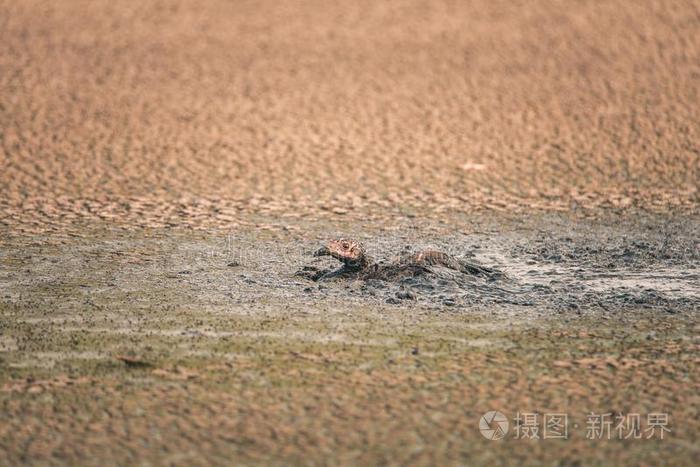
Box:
(1, 0, 698, 233)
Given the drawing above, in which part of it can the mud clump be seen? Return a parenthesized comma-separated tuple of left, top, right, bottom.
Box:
(298, 237, 502, 281)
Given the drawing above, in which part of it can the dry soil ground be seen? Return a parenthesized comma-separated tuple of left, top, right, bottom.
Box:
(1, 0, 699, 465)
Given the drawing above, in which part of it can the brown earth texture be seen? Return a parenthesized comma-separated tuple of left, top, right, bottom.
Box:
(1, 0, 699, 466)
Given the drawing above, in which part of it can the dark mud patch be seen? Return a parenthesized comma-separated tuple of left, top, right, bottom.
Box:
(1, 213, 698, 317)
(294, 215, 699, 312)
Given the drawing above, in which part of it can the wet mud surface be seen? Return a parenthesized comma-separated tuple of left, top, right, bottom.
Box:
(3, 214, 698, 317)
(1, 213, 698, 465)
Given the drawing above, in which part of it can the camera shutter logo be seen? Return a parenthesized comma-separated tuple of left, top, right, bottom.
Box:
(479, 411, 509, 440)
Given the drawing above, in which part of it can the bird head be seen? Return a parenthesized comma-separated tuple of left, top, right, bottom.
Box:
(314, 238, 367, 268)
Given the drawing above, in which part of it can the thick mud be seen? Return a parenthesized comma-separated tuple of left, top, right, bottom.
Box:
(3, 212, 698, 322)
(3, 214, 698, 318)
(1, 213, 699, 465)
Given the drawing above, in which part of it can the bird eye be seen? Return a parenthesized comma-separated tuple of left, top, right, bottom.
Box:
(341, 241, 349, 249)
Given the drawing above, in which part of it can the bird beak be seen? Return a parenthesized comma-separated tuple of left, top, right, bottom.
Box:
(314, 246, 331, 257)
